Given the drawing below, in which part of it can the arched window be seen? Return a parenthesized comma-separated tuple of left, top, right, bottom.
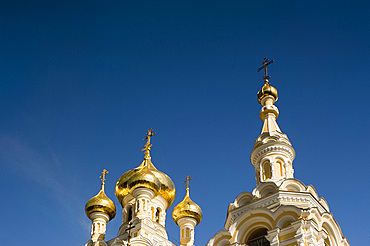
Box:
(262, 162, 272, 181)
(155, 208, 161, 223)
(246, 228, 270, 246)
(127, 206, 133, 222)
(276, 160, 285, 177)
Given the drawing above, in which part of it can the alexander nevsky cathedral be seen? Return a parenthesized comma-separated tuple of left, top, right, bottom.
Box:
(83, 59, 350, 246)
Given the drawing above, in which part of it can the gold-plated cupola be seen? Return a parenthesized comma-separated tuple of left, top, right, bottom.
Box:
(172, 176, 202, 226)
(115, 128, 176, 210)
(85, 169, 116, 221)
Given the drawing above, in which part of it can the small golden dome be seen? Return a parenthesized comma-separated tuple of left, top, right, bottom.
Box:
(172, 187, 202, 226)
(115, 128, 176, 209)
(85, 170, 116, 221)
(257, 80, 278, 104)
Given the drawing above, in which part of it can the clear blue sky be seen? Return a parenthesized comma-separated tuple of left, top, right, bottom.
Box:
(1, 1, 369, 245)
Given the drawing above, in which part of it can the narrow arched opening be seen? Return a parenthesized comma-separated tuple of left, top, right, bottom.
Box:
(276, 160, 285, 177)
(127, 206, 133, 222)
(262, 162, 272, 181)
(155, 208, 161, 223)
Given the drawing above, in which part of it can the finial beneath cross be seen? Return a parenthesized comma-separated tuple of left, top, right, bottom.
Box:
(100, 169, 109, 185)
(183, 175, 193, 190)
(257, 58, 274, 82)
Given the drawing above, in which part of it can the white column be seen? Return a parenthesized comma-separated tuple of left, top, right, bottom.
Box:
(133, 188, 155, 219)
(178, 217, 197, 246)
(89, 212, 110, 241)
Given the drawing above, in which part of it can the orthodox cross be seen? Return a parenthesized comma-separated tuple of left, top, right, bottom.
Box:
(100, 169, 109, 185)
(257, 58, 274, 81)
(126, 221, 135, 246)
(142, 128, 156, 153)
(183, 175, 193, 189)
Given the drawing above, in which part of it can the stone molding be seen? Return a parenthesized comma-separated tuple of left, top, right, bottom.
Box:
(251, 143, 295, 167)
(225, 191, 328, 229)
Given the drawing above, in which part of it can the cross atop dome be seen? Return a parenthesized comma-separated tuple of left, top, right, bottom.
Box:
(100, 169, 109, 186)
(142, 128, 156, 158)
(183, 175, 193, 190)
(258, 58, 274, 82)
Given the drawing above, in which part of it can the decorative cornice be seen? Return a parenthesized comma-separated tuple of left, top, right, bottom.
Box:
(251, 142, 295, 167)
(225, 191, 328, 229)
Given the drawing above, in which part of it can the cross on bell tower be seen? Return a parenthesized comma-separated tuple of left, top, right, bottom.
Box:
(257, 58, 274, 81)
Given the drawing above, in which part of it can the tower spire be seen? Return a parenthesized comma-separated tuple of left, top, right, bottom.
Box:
(251, 59, 295, 185)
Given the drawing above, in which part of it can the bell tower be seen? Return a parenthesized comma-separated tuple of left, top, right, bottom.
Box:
(207, 59, 349, 246)
(251, 58, 295, 185)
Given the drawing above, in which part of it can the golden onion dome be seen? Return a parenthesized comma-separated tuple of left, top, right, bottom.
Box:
(116, 162, 161, 200)
(115, 160, 176, 208)
(172, 183, 202, 226)
(115, 128, 176, 209)
(153, 171, 176, 207)
(257, 80, 278, 104)
(85, 170, 116, 221)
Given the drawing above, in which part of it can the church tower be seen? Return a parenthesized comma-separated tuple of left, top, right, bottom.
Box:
(83, 59, 349, 246)
(207, 59, 350, 246)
